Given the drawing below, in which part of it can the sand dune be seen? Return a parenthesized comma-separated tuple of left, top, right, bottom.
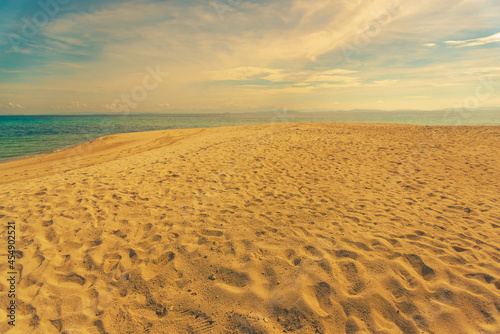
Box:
(1, 123, 499, 333)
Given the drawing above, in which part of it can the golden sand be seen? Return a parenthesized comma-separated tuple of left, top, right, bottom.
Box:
(0, 123, 499, 333)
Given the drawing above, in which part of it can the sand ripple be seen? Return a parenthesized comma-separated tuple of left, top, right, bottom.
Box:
(0, 123, 499, 333)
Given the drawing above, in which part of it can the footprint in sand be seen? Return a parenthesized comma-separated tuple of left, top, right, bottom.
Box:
(201, 229, 224, 237)
(314, 281, 333, 310)
(384, 277, 412, 300)
(169, 308, 216, 333)
(217, 267, 250, 288)
(58, 272, 86, 286)
(339, 261, 365, 295)
(404, 254, 436, 280)
(102, 253, 122, 273)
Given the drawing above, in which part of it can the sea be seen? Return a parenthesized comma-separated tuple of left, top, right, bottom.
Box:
(1, 110, 499, 163)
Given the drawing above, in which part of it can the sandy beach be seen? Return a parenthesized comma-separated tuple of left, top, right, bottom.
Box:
(1, 122, 499, 333)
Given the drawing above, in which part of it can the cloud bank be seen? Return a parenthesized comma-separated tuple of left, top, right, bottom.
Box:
(0, 0, 499, 113)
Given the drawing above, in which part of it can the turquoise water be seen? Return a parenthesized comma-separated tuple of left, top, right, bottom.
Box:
(1, 110, 499, 162)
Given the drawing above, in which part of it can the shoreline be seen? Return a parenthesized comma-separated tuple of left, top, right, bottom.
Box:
(2, 121, 499, 166)
(2, 122, 499, 185)
(0, 139, 93, 164)
(0, 127, 205, 185)
(2, 112, 500, 165)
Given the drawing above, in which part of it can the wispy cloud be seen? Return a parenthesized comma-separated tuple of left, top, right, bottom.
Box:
(444, 32, 500, 48)
(406, 96, 431, 99)
(0, 0, 499, 113)
(372, 80, 400, 86)
(207, 67, 282, 81)
(4, 102, 24, 109)
(206, 67, 359, 86)
(51, 62, 86, 69)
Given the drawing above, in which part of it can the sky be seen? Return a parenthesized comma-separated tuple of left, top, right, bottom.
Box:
(0, 0, 499, 114)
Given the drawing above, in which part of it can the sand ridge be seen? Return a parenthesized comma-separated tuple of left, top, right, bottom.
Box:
(0, 128, 204, 185)
(0, 122, 499, 333)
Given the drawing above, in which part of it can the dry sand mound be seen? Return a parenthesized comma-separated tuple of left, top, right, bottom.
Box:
(0, 123, 499, 333)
